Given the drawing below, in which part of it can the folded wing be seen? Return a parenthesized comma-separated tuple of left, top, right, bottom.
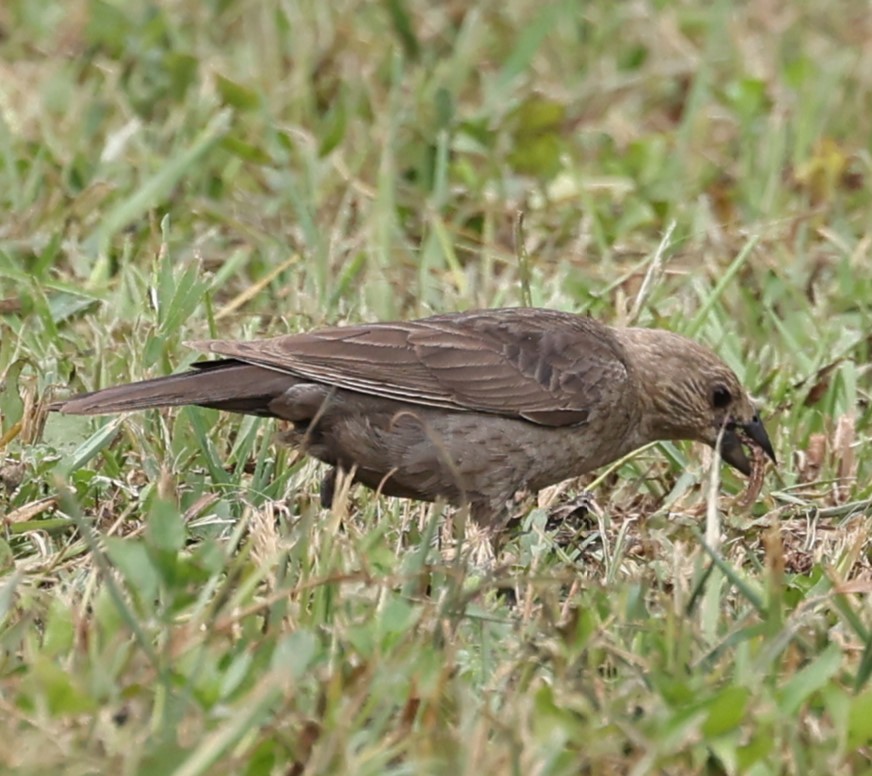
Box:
(190, 308, 630, 428)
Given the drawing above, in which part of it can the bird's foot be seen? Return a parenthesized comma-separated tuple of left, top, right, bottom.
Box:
(543, 490, 603, 549)
(544, 490, 598, 532)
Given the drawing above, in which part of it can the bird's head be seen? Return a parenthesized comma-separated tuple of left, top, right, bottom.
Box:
(618, 328, 776, 475)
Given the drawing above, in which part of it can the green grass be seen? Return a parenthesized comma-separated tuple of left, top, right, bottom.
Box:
(1, 0, 872, 772)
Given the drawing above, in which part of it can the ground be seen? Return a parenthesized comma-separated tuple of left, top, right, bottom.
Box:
(0, 1, 871, 773)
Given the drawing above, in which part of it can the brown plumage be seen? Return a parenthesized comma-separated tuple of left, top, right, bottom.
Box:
(51, 308, 776, 524)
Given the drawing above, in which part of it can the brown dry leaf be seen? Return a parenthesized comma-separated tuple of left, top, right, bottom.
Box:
(832, 413, 856, 503)
(0, 461, 26, 493)
(707, 172, 738, 225)
(798, 433, 828, 484)
(182, 493, 220, 522)
(801, 359, 843, 406)
(20, 380, 50, 446)
(763, 524, 785, 583)
(0, 298, 23, 315)
(834, 579, 872, 595)
(784, 547, 813, 575)
(156, 467, 178, 503)
(796, 414, 857, 503)
(4, 496, 57, 524)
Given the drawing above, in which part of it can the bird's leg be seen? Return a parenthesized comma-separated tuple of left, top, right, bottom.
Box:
(319, 466, 338, 508)
(320, 464, 360, 512)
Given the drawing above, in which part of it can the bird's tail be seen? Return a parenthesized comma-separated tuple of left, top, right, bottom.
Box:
(50, 360, 295, 416)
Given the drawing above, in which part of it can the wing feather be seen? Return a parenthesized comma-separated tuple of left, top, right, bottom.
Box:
(188, 308, 630, 428)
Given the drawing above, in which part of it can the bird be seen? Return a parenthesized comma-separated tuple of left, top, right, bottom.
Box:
(51, 307, 776, 525)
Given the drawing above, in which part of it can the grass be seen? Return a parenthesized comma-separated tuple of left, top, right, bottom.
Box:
(1, 0, 871, 772)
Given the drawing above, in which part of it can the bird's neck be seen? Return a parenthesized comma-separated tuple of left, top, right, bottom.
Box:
(613, 327, 703, 445)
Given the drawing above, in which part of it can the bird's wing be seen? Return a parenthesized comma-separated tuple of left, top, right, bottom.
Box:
(189, 308, 630, 427)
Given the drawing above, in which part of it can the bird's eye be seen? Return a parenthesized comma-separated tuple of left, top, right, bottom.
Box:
(712, 384, 732, 408)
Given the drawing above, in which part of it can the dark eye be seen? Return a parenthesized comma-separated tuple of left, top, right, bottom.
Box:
(712, 384, 732, 408)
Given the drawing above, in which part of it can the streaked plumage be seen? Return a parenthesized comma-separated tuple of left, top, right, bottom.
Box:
(51, 308, 775, 524)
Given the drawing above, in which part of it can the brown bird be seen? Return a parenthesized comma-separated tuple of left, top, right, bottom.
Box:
(51, 308, 775, 524)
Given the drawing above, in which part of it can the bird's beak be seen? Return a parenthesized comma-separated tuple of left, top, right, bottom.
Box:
(719, 415, 777, 475)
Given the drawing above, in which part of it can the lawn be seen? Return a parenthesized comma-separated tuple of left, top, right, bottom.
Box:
(1, 0, 871, 773)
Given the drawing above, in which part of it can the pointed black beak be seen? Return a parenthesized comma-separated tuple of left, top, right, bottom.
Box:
(719, 415, 777, 475)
